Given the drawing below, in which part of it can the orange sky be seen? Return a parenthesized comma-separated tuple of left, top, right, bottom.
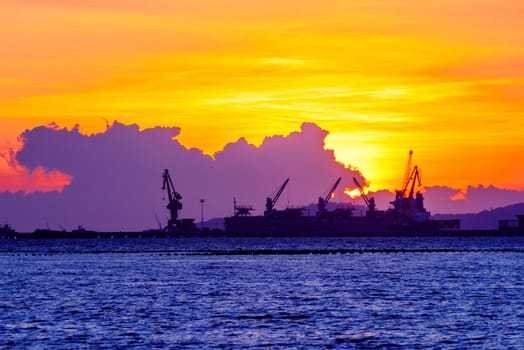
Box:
(1, 0, 524, 192)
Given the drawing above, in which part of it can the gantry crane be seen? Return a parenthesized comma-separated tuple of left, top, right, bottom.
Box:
(318, 177, 341, 214)
(265, 178, 290, 215)
(162, 169, 182, 230)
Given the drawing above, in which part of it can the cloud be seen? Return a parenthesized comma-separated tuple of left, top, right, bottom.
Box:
(423, 185, 524, 214)
(0, 147, 71, 193)
(1, 121, 364, 231)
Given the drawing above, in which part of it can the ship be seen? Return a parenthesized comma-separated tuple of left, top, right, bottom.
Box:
(0, 224, 16, 238)
(224, 151, 460, 236)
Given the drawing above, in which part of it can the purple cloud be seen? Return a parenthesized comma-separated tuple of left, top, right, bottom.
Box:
(1, 121, 364, 232)
(423, 185, 524, 214)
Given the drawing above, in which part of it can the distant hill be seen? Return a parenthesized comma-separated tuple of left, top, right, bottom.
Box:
(202, 217, 225, 230)
(432, 202, 524, 230)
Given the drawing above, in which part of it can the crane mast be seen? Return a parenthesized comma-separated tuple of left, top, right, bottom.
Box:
(162, 169, 182, 230)
(318, 177, 341, 214)
(265, 178, 290, 213)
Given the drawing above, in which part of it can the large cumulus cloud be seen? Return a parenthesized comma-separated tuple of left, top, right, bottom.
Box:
(0, 121, 364, 231)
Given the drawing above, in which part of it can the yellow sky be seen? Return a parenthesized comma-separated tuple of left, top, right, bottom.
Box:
(1, 0, 524, 191)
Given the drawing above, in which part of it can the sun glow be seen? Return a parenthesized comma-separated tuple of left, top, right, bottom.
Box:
(2, 1, 524, 192)
(344, 188, 362, 200)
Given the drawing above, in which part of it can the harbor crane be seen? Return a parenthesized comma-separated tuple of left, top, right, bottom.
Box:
(265, 178, 290, 214)
(353, 177, 376, 213)
(394, 151, 422, 202)
(391, 151, 429, 224)
(318, 177, 341, 214)
(162, 169, 182, 230)
(403, 166, 422, 200)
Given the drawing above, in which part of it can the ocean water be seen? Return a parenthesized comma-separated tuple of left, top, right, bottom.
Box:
(0, 237, 523, 349)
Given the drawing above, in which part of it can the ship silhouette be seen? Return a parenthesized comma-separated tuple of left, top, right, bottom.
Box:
(223, 150, 459, 236)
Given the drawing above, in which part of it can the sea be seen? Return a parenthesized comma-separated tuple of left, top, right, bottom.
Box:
(0, 236, 523, 349)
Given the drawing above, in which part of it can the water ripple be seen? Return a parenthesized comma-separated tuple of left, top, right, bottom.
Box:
(0, 238, 523, 348)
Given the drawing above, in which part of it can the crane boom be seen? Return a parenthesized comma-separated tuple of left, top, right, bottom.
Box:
(353, 177, 370, 208)
(318, 177, 341, 213)
(353, 177, 376, 213)
(266, 178, 290, 212)
(406, 166, 422, 199)
(401, 150, 413, 196)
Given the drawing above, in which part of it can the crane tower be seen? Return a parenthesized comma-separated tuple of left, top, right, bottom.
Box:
(162, 169, 183, 231)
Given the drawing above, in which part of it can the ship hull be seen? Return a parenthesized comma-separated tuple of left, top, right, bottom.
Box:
(224, 215, 401, 237)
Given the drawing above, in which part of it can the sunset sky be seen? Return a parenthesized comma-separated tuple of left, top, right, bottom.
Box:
(2, 0, 524, 193)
